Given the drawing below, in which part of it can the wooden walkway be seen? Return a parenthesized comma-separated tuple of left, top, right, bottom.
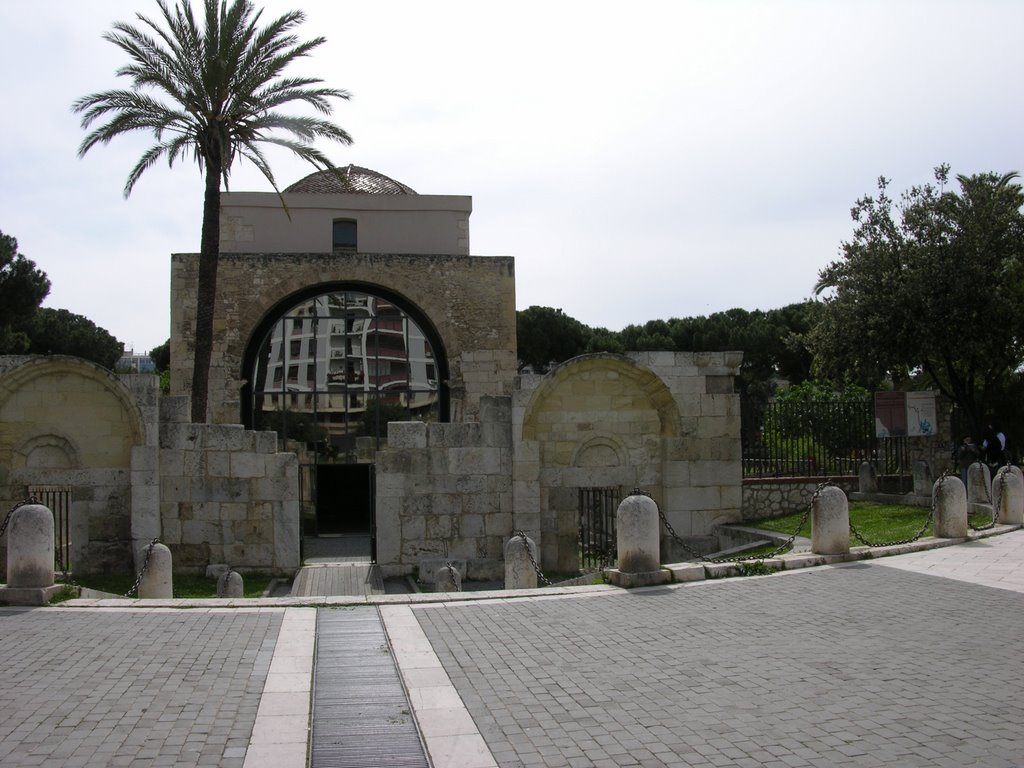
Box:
(291, 535, 385, 597)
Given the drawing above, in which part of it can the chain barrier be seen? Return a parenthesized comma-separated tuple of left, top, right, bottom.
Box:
(123, 538, 160, 598)
(652, 484, 824, 563)
(849, 471, 947, 547)
(443, 560, 461, 592)
(513, 529, 552, 586)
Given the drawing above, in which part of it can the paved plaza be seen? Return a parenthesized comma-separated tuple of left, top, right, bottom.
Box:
(2, 533, 1024, 767)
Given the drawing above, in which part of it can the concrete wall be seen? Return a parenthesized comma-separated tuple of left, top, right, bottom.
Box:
(170, 251, 517, 426)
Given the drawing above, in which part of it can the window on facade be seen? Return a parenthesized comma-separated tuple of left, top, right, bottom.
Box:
(333, 219, 357, 251)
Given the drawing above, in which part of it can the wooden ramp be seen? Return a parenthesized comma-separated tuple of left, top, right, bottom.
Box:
(291, 563, 385, 597)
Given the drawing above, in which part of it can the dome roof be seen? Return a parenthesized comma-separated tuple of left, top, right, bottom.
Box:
(284, 164, 417, 195)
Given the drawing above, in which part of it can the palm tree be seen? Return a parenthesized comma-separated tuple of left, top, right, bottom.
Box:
(73, 0, 352, 422)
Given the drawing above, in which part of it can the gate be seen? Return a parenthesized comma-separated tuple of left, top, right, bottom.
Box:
(28, 485, 71, 573)
(578, 487, 619, 570)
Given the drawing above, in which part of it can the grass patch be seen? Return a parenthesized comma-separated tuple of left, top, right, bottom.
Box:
(68, 572, 275, 598)
(748, 501, 994, 546)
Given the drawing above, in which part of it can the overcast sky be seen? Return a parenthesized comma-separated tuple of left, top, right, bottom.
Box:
(1, 0, 1021, 354)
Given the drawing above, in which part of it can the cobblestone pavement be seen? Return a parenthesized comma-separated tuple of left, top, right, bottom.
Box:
(0, 607, 281, 768)
(414, 560, 1024, 767)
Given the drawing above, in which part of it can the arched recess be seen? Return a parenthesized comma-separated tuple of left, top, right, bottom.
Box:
(240, 281, 451, 452)
(17, 434, 80, 469)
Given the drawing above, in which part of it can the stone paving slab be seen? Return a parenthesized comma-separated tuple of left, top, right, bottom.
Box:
(412, 560, 1024, 767)
(0, 607, 282, 768)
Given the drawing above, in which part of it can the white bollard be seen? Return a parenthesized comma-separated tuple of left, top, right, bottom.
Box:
(504, 534, 538, 590)
(217, 570, 244, 598)
(933, 475, 968, 539)
(858, 462, 878, 494)
(993, 466, 1024, 526)
(811, 486, 850, 555)
(434, 564, 461, 592)
(967, 462, 991, 504)
(616, 493, 661, 574)
(137, 542, 173, 599)
(7, 503, 55, 588)
(912, 461, 933, 497)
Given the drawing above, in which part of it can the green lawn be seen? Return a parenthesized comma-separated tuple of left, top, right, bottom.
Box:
(747, 501, 994, 550)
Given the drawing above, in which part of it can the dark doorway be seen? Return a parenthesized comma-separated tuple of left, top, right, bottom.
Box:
(316, 464, 374, 535)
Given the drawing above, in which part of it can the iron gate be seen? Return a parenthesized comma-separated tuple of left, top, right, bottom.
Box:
(28, 485, 71, 573)
(578, 487, 619, 570)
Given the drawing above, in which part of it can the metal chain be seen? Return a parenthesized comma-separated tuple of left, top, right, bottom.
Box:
(513, 529, 552, 586)
(969, 460, 999, 531)
(123, 538, 160, 598)
(443, 560, 461, 592)
(653, 484, 824, 563)
(850, 472, 946, 547)
(0, 496, 38, 539)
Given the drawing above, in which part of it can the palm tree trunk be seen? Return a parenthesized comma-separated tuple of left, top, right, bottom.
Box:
(190, 162, 221, 423)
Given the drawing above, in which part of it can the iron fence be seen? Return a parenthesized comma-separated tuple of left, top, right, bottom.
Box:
(742, 398, 910, 479)
(578, 487, 619, 570)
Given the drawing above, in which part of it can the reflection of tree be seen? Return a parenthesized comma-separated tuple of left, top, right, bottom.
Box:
(257, 409, 327, 445)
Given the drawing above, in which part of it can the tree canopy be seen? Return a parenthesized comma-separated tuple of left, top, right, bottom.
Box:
(74, 0, 352, 422)
(0, 230, 51, 354)
(23, 308, 123, 370)
(810, 166, 1024, 434)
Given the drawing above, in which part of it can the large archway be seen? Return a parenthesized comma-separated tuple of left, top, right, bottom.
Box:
(241, 283, 450, 544)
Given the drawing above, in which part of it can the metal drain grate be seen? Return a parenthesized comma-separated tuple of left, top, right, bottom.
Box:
(312, 607, 428, 767)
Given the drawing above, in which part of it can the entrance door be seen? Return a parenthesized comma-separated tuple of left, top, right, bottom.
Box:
(316, 464, 374, 536)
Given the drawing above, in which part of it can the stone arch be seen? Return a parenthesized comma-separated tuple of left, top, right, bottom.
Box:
(239, 280, 451, 429)
(519, 354, 682, 571)
(0, 356, 145, 470)
(17, 434, 80, 470)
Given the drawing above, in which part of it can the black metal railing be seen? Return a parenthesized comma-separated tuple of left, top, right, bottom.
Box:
(578, 487, 619, 570)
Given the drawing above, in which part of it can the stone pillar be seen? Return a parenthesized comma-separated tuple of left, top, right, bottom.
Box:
(137, 542, 173, 599)
(0, 503, 63, 606)
(435, 564, 461, 592)
(858, 462, 878, 494)
(967, 462, 990, 504)
(504, 534, 538, 590)
(217, 570, 244, 598)
(993, 466, 1024, 526)
(6, 503, 54, 588)
(811, 486, 850, 555)
(616, 493, 660, 573)
(933, 475, 968, 539)
(912, 460, 933, 497)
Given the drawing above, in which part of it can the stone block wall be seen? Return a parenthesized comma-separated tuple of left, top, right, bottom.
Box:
(741, 477, 858, 522)
(156, 398, 299, 575)
(375, 395, 513, 580)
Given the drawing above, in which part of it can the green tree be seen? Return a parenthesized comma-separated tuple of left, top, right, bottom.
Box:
(149, 338, 171, 372)
(73, 0, 352, 422)
(0, 230, 51, 354)
(516, 306, 590, 372)
(22, 308, 124, 369)
(811, 166, 1024, 435)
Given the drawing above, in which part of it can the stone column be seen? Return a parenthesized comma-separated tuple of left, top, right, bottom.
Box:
(504, 534, 538, 590)
(993, 466, 1024, 526)
(137, 542, 173, 599)
(967, 462, 991, 504)
(858, 462, 878, 494)
(217, 570, 244, 598)
(616, 493, 660, 573)
(811, 486, 850, 555)
(933, 475, 968, 539)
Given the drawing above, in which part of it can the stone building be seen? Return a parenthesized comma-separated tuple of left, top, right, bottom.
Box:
(1, 165, 742, 580)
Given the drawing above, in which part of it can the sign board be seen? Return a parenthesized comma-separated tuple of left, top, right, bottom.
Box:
(905, 391, 937, 436)
(874, 392, 906, 437)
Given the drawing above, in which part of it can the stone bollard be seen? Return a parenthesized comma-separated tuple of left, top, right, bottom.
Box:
(435, 564, 461, 592)
(993, 466, 1024, 526)
(912, 461, 933, 497)
(0, 503, 62, 605)
(967, 462, 991, 504)
(217, 570, 244, 598)
(616, 493, 661, 573)
(811, 486, 850, 555)
(858, 462, 878, 494)
(933, 475, 968, 539)
(504, 534, 538, 590)
(137, 542, 173, 599)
